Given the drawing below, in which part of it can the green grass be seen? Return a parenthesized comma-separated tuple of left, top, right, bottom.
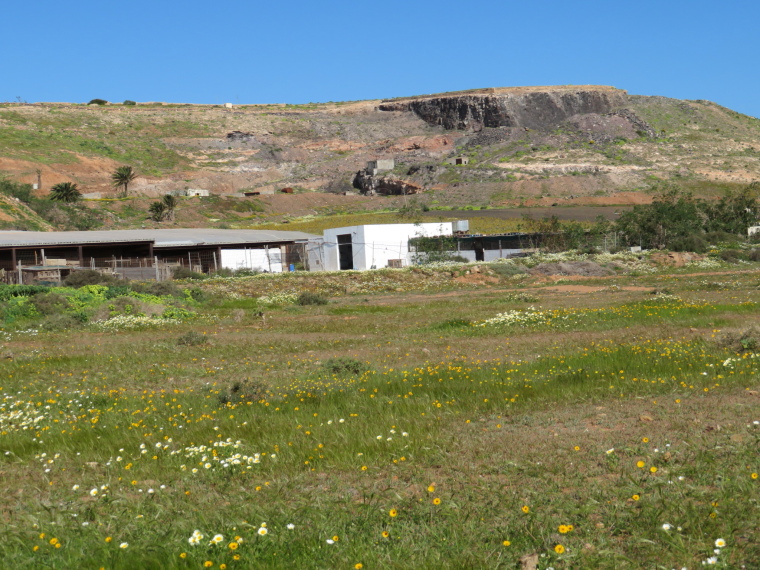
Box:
(0, 262, 758, 568)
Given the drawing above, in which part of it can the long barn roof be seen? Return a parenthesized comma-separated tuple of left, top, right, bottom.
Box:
(0, 229, 318, 248)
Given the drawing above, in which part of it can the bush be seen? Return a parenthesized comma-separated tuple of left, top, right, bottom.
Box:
(130, 281, 182, 297)
(29, 292, 68, 315)
(296, 291, 328, 306)
(123, 100, 136, 106)
(748, 249, 760, 262)
(40, 313, 84, 331)
(489, 263, 527, 278)
(217, 379, 269, 406)
(322, 357, 368, 376)
(177, 331, 208, 346)
(172, 267, 207, 280)
(667, 234, 707, 253)
(719, 249, 746, 262)
(87, 99, 108, 105)
(63, 270, 122, 288)
(715, 326, 760, 353)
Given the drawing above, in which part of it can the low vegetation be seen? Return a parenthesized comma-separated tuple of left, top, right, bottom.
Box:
(0, 251, 758, 568)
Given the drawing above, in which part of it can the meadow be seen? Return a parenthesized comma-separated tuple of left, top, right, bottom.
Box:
(0, 252, 758, 569)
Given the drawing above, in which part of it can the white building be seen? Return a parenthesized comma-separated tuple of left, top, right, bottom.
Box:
(307, 222, 454, 271)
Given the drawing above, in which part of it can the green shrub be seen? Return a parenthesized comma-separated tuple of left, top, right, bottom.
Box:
(667, 234, 707, 253)
(322, 357, 368, 376)
(63, 270, 121, 288)
(748, 249, 760, 262)
(29, 292, 68, 315)
(123, 100, 136, 106)
(87, 99, 108, 105)
(718, 249, 746, 262)
(172, 267, 207, 280)
(177, 331, 208, 346)
(130, 281, 182, 298)
(40, 313, 84, 331)
(489, 263, 527, 277)
(296, 291, 328, 306)
(715, 326, 760, 353)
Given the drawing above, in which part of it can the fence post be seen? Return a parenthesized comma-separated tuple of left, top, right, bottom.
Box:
(155, 256, 160, 281)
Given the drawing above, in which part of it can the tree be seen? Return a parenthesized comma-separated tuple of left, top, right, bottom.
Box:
(49, 182, 81, 202)
(162, 194, 178, 221)
(149, 201, 167, 222)
(111, 166, 137, 197)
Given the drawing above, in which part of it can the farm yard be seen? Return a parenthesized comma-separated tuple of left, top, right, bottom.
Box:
(0, 250, 758, 569)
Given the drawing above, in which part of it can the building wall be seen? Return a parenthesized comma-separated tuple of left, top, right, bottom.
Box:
(220, 248, 283, 272)
(320, 223, 453, 271)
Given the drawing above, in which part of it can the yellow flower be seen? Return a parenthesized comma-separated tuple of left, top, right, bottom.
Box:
(332, 535, 339, 542)
(432, 498, 441, 505)
(382, 531, 390, 538)
(39, 534, 45, 540)
(642, 437, 649, 443)
(179, 553, 187, 559)
(752, 472, 758, 480)
(220, 565, 227, 570)
(105, 537, 112, 543)
(558, 525, 569, 533)
(361, 466, 368, 471)
(204, 562, 213, 568)
(228, 542, 238, 550)
(33, 546, 39, 552)
(632, 494, 640, 501)
(389, 509, 398, 517)
(521, 505, 530, 514)
(502, 540, 511, 546)
(649, 466, 658, 474)
(573, 446, 580, 451)
(636, 461, 645, 468)
(555, 544, 565, 554)
(427, 485, 435, 493)
(55, 543, 61, 549)
(49, 538, 58, 546)
(233, 555, 241, 561)
(355, 564, 364, 569)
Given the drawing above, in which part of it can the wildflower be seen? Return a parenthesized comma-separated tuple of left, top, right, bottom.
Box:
(355, 564, 363, 569)
(228, 542, 238, 550)
(286, 524, 295, 530)
(210, 534, 224, 544)
(72, 484, 79, 491)
(220, 565, 227, 570)
(715, 538, 726, 548)
(642, 437, 649, 443)
(105, 537, 112, 543)
(204, 562, 213, 568)
(332, 535, 339, 542)
(558, 525, 569, 533)
(554, 544, 565, 554)
(636, 461, 645, 468)
(257, 527, 268, 536)
(433, 498, 441, 505)
(606, 448, 615, 455)
(662, 523, 672, 531)
(49, 538, 58, 546)
(119, 542, 128, 549)
(361, 466, 368, 471)
(521, 505, 529, 514)
(180, 553, 187, 559)
(705, 556, 718, 565)
(382, 531, 390, 538)
(427, 485, 435, 493)
(752, 473, 758, 480)
(632, 494, 640, 501)
(503, 540, 511, 546)
(389, 509, 398, 517)
(573, 446, 580, 451)
(90, 488, 98, 497)
(326, 539, 335, 545)
(650, 466, 658, 474)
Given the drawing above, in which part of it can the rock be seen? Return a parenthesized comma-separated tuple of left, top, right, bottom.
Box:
(639, 415, 654, 422)
(379, 86, 628, 131)
(352, 170, 422, 196)
(519, 553, 539, 570)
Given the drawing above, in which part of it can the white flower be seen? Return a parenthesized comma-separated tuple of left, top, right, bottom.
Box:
(209, 534, 224, 545)
(257, 527, 268, 536)
(606, 448, 615, 455)
(72, 485, 79, 491)
(90, 488, 98, 496)
(662, 523, 672, 531)
(147, 488, 155, 494)
(286, 523, 295, 530)
(704, 556, 718, 565)
(326, 539, 334, 544)
(715, 538, 726, 548)
(119, 542, 128, 549)
(339, 419, 345, 423)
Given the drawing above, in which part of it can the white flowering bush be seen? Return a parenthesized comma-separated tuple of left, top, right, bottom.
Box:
(479, 307, 580, 328)
(0, 399, 47, 432)
(91, 314, 182, 331)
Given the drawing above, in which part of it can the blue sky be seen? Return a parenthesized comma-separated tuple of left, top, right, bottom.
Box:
(2, 0, 759, 117)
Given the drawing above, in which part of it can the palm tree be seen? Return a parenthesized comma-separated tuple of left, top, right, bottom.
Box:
(162, 194, 178, 221)
(49, 182, 81, 202)
(111, 166, 137, 197)
(149, 201, 167, 221)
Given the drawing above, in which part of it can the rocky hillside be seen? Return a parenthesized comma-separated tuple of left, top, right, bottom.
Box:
(1, 85, 759, 229)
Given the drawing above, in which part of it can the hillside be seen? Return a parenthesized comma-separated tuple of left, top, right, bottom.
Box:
(1, 85, 759, 229)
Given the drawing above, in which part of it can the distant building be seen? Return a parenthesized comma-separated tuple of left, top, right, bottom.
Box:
(365, 159, 395, 175)
(185, 189, 210, 197)
(446, 156, 469, 166)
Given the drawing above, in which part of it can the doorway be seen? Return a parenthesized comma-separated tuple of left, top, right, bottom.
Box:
(337, 234, 354, 270)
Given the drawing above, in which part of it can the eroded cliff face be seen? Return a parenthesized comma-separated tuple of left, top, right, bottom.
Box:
(379, 86, 629, 131)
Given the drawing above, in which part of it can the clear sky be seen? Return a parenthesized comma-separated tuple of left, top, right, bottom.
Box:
(2, 0, 759, 117)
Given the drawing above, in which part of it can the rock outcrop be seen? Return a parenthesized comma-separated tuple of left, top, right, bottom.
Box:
(352, 170, 422, 196)
(379, 86, 628, 131)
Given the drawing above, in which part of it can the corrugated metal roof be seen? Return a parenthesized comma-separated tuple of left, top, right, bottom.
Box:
(0, 229, 319, 248)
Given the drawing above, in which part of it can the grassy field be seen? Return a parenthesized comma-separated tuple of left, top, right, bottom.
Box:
(0, 254, 758, 569)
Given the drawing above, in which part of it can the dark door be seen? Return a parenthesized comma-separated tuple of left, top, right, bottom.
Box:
(337, 234, 354, 270)
(474, 238, 484, 262)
